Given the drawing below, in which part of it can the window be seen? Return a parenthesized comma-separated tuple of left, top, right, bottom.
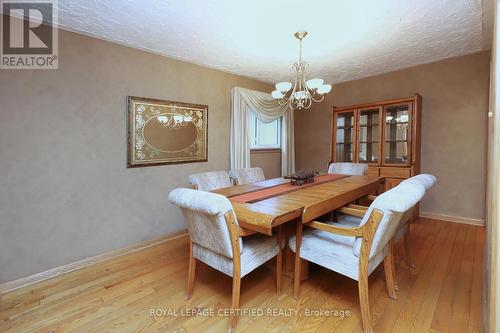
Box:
(249, 111, 281, 149)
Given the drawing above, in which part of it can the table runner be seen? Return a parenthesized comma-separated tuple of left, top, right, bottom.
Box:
(230, 174, 349, 203)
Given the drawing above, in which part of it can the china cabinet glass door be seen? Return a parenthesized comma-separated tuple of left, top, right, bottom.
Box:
(334, 111, 355, 162)
(383, 103, 412, 165)
(358, 107, 381, 164)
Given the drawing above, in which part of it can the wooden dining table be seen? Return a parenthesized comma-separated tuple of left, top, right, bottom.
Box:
(213, 174, 385, 279)
(212, 174, 385, 235)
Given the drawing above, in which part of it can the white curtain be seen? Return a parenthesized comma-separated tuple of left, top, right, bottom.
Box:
(230, 87, 295, 176)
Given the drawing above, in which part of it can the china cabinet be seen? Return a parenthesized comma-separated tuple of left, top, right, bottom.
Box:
(331, 94, 422, 192)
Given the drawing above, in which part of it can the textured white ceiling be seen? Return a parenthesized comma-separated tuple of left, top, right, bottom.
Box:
(53, 0, 493, 84)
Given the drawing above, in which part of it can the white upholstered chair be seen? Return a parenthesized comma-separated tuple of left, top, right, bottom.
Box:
(290, 182, 425, 333)
(328, 162, 368, 176)
(394, 174, 437, 265)
(400, 173, 437, 191)
(229, 167, 265, 185)
(168, 188, 283, 332)
(359, 174, 437, 268)
(188, 171, 232, 191)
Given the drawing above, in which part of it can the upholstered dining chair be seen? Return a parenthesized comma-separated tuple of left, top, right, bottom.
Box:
(358, 174, 437, 268)
(328, 162, 368, 176)
(395, 174, 437, 265)
(229, 167, 265, 185)
(400, 173, 437, 191)
(188, 171, 232, 191)
(325, 163, 368, 218)
(289, 182, 425, 333)
(168, 188, 283, 332)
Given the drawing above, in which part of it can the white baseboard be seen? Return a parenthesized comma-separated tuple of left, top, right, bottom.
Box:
(419, 211, 485, 226)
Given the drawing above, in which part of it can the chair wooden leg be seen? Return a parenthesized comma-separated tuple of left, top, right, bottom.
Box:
(383, 242, 397, 299)
(358, 273, 373, 333)
(185, 240, 196, 300)
(392, 253, 399, 291)
(276, 225, 283, 295)
(229, 272, 241, 333)
(224, 211, 242, 333)
(300, 259, 309, 281)
(391, 240, 399, 291)
(356, 208, 384, 333)
(293, 221, 303, 300)
(404, 228, 415, 269)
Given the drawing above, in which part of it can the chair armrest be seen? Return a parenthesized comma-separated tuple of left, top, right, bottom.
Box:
(337, 206, 366, 218)
(305, 208, 384, 242)
(305, 220, 363, 237)
(346, 204, 368, 211)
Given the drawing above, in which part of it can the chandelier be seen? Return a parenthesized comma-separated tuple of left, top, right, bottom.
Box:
(272, 31, 332, 110)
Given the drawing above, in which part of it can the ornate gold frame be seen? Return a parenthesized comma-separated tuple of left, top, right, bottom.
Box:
(127, 96, 208, 167)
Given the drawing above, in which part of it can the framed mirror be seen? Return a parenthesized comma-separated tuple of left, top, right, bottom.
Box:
(127, 96, 208, 167)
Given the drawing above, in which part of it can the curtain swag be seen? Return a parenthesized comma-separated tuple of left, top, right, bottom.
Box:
(230, 87, 295, 176)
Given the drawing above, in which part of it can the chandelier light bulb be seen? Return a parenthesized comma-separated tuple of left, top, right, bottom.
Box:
(306, 78, 324, 90)
(293, 90, 309, 99)
(271, 90, 284, 99)
(317, 84, 332, 94)
(275, 82, 292, 93)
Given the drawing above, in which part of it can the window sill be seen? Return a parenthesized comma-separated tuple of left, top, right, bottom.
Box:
(250, 148, 282, 153)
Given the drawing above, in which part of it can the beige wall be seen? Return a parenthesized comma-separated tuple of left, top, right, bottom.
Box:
(295, 51, 490, 221)
(0, 27, 273, 283)
(251, 150, 281, 179)
(487, 3, 499, 330)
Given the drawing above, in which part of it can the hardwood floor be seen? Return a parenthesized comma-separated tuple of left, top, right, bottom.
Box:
(0, 218, 484, 333)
